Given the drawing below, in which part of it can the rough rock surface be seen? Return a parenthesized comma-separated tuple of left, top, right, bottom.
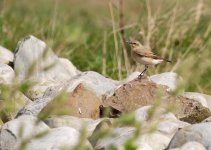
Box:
(0, 115, 49, 150)
(15, 97, 52, 117)
(0, 64, 15, 84)
(167, 122, 211, 149)
(25, 127, 93, 150)
(182, 92, 211, 110)
(93, 127, 170, 150)
(0, 46, 14, 64)
(14, 35, 77, 83)
(41, 84, 102, 119)
(44, 115, 112, 137)
(169, 141, 206, 150)
(65, 71, 117, 97)
(135, 106, 190, 138)
(103, 77, 211, 123)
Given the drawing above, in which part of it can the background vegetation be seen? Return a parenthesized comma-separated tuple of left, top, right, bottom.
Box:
(1, 0, 211, 94)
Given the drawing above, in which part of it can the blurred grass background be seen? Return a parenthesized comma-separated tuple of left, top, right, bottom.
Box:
(1, 0, 211, 94)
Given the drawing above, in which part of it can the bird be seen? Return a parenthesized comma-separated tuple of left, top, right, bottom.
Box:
(127, 39, 171, 78)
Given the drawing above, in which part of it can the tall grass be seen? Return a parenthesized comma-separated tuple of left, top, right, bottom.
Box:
(1, 0, 211, 91)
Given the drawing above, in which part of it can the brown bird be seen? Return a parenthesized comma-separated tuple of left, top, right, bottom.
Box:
(127, 39, 171, 78)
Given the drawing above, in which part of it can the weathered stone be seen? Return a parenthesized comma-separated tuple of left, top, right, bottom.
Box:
(41, 84, 102, 119)
(14, 35, 76, 83)
(169, 141, 206, 150)
(167, 122, 211, 149)
(15, 97, 52, 118)
(182, 92, 211, 110)
(0, 46, 14, 65)
(25, 127, 93, 150)
(44, 115, 112, 137)
(150, 72, 178, 91)
(0, 115, 49, 150)
(0, 64, 15, 84)
(103, 78, 211, 123)
(135, 106, 190, 138)
(65, 71, 117, 97)
(93, 127, 170, 150)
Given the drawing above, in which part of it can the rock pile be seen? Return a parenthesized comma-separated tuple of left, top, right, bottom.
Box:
(0, 35, 211, 150)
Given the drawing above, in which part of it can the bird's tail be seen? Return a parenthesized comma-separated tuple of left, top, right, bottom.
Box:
(163, 58, 172, 63)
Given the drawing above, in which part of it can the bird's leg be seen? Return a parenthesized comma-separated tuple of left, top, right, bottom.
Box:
(138, 65, 148, 79)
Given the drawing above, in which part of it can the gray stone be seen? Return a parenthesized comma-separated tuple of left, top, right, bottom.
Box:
(94, 127, 170, 150)
(15, 97, 52, 117)
(0, 64, 15, 84)
(44, 116, 110, 137)
(167, 122, 211, 149)
(0, 115, 49, 150)
(169, 141, 206, 150)
(150, 72, 178, 91)
(65, 71, 117, 97)
(25, 127, 93, 150)
(14, 35, 76, 83)
(135, 106, 189, 138)
(182, 92, 211, 110)
(0, 46, 14, 64)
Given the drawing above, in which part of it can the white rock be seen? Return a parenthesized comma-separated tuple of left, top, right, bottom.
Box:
(134, 105, 177, 122)
(0, 46, 14, 64)
(170, 141, 206, 150)
(150, 72, 178, 91)
(0, 64, 15, 84)
(167, 122, 211, 149)
(44, 115, 111, 137)
(15, 97, 52, 117)
(182, 92, 211, 110)
(94, 127, 135, 150)
(94, 127, 170, 150)
(0, 115, 49, 150)
(137, 132, 170, 150)
(121, 72, 141, 83)
(26, 127, 92, 150)
(14, 35, 76, 83)
(135, 106, 190, 138)
(66, 71, 117, 97)
(25, 80, 62, 100)
(59, 57, 80, 75)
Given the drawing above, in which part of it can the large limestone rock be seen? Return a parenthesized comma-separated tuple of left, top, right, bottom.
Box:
(0, 46, 14, 65)
(167, 122, 211, 149)
(17, 84, 102, 119)
(134, 106, 190, 138)
(0, 115, 49, 150)
(92, 127, 170, 150)
(44, 115, 112, 137)
(182, 92, 211, 110)
(41, 84, 102, 119)
(25, 127, 93, 150)
(103, 77, 211, 123)
(14, 35, 77, 83)
(150, 72, 178, 91)
(15, 97, 52, 117)
(13, 35, 79, 100)
(169, 141, 206, 150)
(0, 64, 15, 84)
(65, 71, 117, 97)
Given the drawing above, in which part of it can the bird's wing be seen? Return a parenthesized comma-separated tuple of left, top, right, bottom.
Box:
(133, 49, 160, 59)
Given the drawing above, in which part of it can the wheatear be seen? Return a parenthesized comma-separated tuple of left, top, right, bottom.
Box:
(128, 39, 171, 78)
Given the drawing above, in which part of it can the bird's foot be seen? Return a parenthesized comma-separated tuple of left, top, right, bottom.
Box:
(138, 73, 144, 79)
